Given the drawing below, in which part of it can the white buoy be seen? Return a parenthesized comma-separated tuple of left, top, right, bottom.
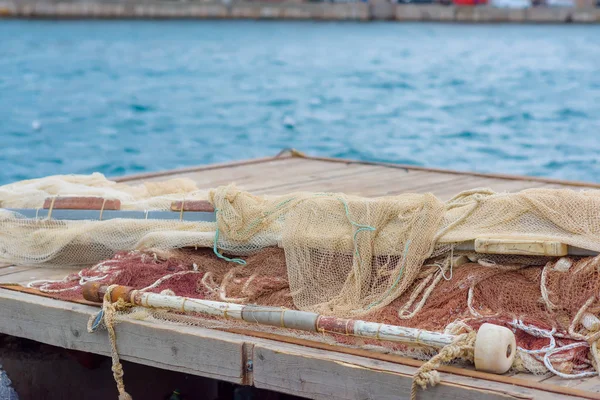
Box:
(474, 323, 516, 374)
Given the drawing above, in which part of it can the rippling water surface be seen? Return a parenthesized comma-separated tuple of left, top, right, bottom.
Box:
(1, 20, 599, 185)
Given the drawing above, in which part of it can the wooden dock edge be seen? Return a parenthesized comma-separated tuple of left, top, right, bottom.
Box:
(0, 287, 591, 399)
(1, 1, 600, 23)
(115, 149, 600, 189)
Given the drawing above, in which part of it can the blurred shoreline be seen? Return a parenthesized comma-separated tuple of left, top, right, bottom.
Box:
(1, 1, 599, 23)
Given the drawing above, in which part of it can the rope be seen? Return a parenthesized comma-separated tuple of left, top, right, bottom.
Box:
(139, 270, 202, 292)
(398, 256, 451, 319)
(336, 196, 376, 253)
(540, 262, 557, 311)
(411, 331, 476, 400)
(179, 197, 185, 222)
(275, 148, 307, 158)
(46, 196, 56, 220)
(90, 284, 133, 400)
(569, 296, 595, 340)
(213, 209, 246, 265)
(99, 198, 107, 221)
(366, 240, 410, 311)
(543, 342, 598, 379)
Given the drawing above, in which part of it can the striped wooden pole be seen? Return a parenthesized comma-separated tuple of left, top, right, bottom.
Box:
(82, 283, 516, 374)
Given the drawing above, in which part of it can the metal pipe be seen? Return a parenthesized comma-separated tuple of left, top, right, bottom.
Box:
(3, 208, 216, 222)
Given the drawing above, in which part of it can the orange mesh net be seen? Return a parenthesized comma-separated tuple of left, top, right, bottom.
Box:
(30, 248, 600, 378)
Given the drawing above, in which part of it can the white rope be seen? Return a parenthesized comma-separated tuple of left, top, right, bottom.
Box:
(540, 262, 557, 311)
(543, 342, 598, 379)
(510, 319, 556, 355)
(139, 270, 203, 292)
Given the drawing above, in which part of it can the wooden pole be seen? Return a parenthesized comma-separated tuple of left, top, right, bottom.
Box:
(83, 283, 517, 373)
(84, 283, 456, 349)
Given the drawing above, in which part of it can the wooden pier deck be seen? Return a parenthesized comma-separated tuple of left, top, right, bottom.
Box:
(2, 150, 600, 400)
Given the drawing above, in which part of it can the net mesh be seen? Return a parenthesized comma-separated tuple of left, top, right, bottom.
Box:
(30, 248, 600, 377)
(0, 174, 215, 266)
(3, 174, 600, 378)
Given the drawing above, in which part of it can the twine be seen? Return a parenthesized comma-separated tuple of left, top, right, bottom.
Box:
(411, 331, 476, 400)
(87, 284, 133, 400)
(46, 196, 57, 220)
(213, 208, 247, 265)
(99, 198, 107, 221)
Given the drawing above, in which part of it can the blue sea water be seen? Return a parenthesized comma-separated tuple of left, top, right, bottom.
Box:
(1, 20, 599, 185)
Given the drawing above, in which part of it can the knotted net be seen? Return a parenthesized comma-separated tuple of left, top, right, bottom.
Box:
(3, 174, 600, 378)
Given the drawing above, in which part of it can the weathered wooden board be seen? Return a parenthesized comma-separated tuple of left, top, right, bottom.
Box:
(0, 287, 590, 399)
(252, 342, 582, 400)
(0, 266, 36, 277)
(0, 267, 74, 283)
(0, 289, 246, 383)
(119, 154, 594, 201)
(2, 153, 600, 399)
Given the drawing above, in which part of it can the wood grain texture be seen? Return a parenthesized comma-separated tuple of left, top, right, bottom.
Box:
(0, 267, 74, 283)
(252, 342, 578, 399)
(0, 283, 590, 399)
(0, 289, 246, 383)
(0, 284, 593, 399)
(225, 327, 595, 399)
(119, 155, 589, 202)
(0, 266, 36, 278)
(43, 196, 121, 210)
(170, 200, 215, 212)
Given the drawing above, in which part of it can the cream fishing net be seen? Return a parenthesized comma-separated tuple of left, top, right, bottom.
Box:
(0, 174, 216, 265)
(3, 174, 600, 318)
(5, 173, 600, 380)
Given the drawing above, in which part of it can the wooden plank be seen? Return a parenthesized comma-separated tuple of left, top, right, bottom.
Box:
(474, 238, 568, 257)
(43, 197, 121, 211)
(225, 327, 596, 399)
(198, 159, 374, 194)
(114, 154, 287, 183)
(385, 174, 488, 196)
(0, 288, 246, 383)
(302, 154, 599, 190)
(115, 155, 590, 201)
(0, 284, 588, 399)
(118, 152, 598, 191)
(0, 266, 37, 278)
(121, 157, 301, 187)
(241, 164, 388, 194)
(509, 372, 555, 382)
(170, 200, 214, 212)
(564, 376, 600, 393)
(0, 286, 595, 399)
(543, 376, 595, 390)
(0, 284, 99, 306)
(252, 342, 577, 400)
(256, 167, 416, 196)
(0, 267, 75, 284)
(131, 158, 347, 191)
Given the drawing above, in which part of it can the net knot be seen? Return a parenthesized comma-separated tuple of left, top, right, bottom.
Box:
(411, 331, 476, 400)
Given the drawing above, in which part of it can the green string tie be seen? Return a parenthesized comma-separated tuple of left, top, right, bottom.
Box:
(213, 208, 247, 265)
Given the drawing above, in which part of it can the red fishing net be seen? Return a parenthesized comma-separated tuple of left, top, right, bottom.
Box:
(29, 248, 600, 378)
